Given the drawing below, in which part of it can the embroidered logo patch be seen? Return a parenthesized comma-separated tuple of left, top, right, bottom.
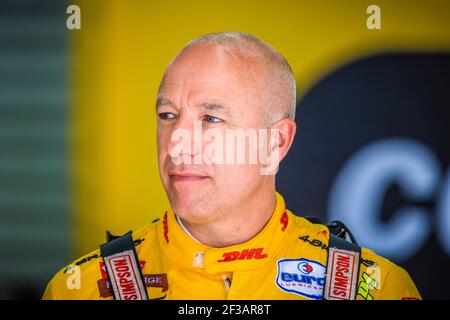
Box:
(324, 248, 359, 300)
(103, 250, 148, 300)
(276, 258, 326, 300)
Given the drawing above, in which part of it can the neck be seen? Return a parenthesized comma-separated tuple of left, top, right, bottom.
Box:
(177, 187, 277, 248)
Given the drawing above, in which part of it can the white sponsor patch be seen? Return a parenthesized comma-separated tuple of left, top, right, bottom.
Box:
(103, 250, 147, 300)
(324, 248, 359, 300)
(193, 251, 204, 268)
(276, 258, 326, 300)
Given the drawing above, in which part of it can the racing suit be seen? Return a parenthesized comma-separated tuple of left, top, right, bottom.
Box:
(43, 192, 421, 300)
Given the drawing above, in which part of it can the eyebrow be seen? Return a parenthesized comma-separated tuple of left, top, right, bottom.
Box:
(156, 97, 226, 112)
(198, 102, 225, 111)
(156, 96, 172, 108)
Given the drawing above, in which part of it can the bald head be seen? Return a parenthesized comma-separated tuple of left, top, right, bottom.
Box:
(159, 32, 296, 126)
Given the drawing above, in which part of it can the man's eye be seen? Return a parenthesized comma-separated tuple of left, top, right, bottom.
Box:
(158, 112, 176, 120)
(203, 115, 223, 123)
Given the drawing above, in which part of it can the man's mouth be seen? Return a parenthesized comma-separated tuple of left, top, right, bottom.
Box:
(168, 171, 210, 182)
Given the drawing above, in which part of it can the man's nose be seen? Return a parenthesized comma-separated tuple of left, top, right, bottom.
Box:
(166, 116, 202, 163)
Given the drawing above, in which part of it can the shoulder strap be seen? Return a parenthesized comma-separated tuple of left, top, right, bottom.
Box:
(304, 217, 361, 300)
(324, 221, 361, 300)
(100, 231, 148, 300)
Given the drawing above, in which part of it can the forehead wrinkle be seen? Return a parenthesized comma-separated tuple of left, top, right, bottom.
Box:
(160, 79, 249, 96)
(197, 101, 225, 111)
(160, 80, 248, 112)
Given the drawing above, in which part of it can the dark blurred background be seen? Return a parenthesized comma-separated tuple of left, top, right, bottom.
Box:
(0, 0, 69, 299)
(278, 53, 450, 299)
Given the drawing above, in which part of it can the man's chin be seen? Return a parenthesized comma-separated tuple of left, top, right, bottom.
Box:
(169, 196, 213, 224)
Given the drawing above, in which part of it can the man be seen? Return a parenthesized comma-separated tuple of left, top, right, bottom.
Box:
(43, 32, 421, 300)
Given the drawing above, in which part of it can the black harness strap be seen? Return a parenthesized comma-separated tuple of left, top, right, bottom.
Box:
(324, 233, 361, 300)
(328, 233, 361, 255)
(305, 217, 362, 300)
(100, 231, 148, 300)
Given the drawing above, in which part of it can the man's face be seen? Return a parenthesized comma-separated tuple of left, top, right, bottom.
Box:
(156, 44, 273, 223)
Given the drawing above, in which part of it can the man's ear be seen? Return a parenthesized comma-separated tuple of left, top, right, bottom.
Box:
(271, 117, 297, 163)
